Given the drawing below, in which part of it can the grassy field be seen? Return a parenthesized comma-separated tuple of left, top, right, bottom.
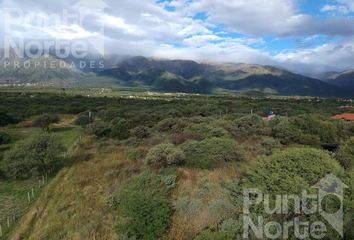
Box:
(0, 179, 45, 240)
(0, 116, 83, 239)
(10, 140, 134, 240)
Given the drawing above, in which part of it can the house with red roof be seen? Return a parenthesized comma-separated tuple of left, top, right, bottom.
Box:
(331, 113, 354, 121)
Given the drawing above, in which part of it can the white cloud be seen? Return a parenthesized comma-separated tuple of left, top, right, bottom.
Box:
(103, 15, 144, 36)
(337, 0, 354, 11)
(274, 38, 354, 73)
(2, 0, 354, 74)
(321, 4, 350, 14)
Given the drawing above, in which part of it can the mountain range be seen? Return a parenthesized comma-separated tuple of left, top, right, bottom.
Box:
(0, 49, 353, 97)
(318, 70, 354, 88)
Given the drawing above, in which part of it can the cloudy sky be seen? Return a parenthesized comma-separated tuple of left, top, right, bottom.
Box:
(1, 0, 354, 74)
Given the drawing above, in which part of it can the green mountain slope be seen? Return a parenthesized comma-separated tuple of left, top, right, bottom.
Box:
(99, 56, 350, 97)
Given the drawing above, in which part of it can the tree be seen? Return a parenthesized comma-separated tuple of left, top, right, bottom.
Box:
(85, 121, 110, 138)
(146, 143, 185, 168)
(336, 138, 354, 170)
(0, 132, 12, 145)
(0, 112, 15, 127)
(33, 114, 60, 131)
(111, 119, 131, 140)
(3, 134, 65, 179)
(74, 114, 93, 126)
(116, 171, 172, 240)
(234, 114, 270, 137)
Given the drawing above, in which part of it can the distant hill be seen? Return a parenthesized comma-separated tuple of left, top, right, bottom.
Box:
(320, 70, 354, 88)
(0, 50, 351, 97)
(0, 49, 82, 86)
(99, 56, 350, 97)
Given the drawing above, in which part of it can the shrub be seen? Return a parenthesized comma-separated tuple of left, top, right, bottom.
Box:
(194, 230, 233, 240)
(161, 174, 177, 189)
(181, 138, 245, 169)
(74, 114, 93, 126)
(156, 118, 179, 132)
(170, 133, 188, 145)
(130, 126, 150, 139)
(234, 114, 269, 136)
(245, 147, 343, 194)
(33, 114, 60, 131)
(243, 147, 344, 239)
(116, 171, 172, 240)
(0, 132, 12, 145)
(336, 138, 354, 170)
(85, 121, 110, 137)
(0, 112, 15, 127)
(3, 133, 65, 179)
(184, 122, 229, 139)
(259, 136, 281, 156)
(111, 119, 131, 140)
(146, 143, 185, 168)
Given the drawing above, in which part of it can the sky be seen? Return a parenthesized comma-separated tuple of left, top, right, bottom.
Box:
(1, 0, 354, 74)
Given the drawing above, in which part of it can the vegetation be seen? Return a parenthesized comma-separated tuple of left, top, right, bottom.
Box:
(146, 143, 185, 168)
(336, 137, 354, 169)
(3, 133, 65, 179)
(0, 90, 353, 239)
(0, 132, 12, 145)
(182, 138, 244, 169)
(116, 171, 173, 240)
(32, 114, 60, 131)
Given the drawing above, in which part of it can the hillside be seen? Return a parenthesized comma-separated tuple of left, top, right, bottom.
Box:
(321, 69, 354, 88)
(0, 50, 351, 96)
(1, 92, 353, 240)
(0, 52, 82, 86)
(99, 56, 349, 97)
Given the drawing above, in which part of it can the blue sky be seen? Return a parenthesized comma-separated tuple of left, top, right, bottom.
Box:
(2, 0, 354, 74)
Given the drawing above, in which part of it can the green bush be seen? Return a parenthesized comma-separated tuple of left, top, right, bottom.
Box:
(85, 121, 110, 138)
(111, 119, 131, 140)
(181, 138, 245, 169)
(243, 147, 344, 239)
(130, 126, 150, 139)
(234, 114, 270, 136)
(116, 171, 172, 240)
(156, 118, 179, 132)
(245, 147, 343, 193)
(3, 133, 65, 179)
(146, 143, 185, 168)
(0, 132, 13, 145)
(0, 112, 16, 126)
(184, 122, 229, 139)
(336, 138, 354, 170)
(259, 136, 281, 156)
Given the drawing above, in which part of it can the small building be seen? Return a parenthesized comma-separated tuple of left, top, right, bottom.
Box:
(263, 111, 276, 121)
(331, 113, 354, 121)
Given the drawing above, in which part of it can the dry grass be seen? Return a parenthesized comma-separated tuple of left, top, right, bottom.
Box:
(167, 166, 240, 240)
(10, 140, 137, 240)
